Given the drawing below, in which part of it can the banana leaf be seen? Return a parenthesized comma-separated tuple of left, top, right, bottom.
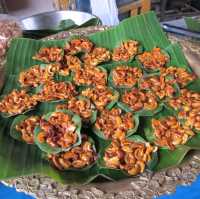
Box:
(34, 110, 82, 154)
(117, 90, 163, 116)
(10, 115, 33, 142)
(1, 11, 200, 184)
(136, 48, 170, 73)
(139, 73, 180, 100)
(23, 18, 102, 39)
(56, 95, 97, 124)
(80, 86, 120, 110)
(93, 106, 139, 140)
(143, 107, 200, 170)
(72, 66, 108, 87)
(97, 135, 158, 180)
(185, 17, 200, 32)
(108, 62, 142, 90)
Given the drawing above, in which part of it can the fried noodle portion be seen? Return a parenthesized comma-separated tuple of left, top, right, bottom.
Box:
(104, 139, 156, 175)
(33, 47, 63, 63)
(138, 48, 168, 70)
(35, 81, 76, 102)
(81, 85, 117, 110)
(56, 97, 95, 121)
(121, 88, 158, 112)
(112, 66, 142, 88)
(140, 75, 176, 99)
(161, 66, 196, 88)
(16, 116, 41, 144)
(65, 38, 94, 55)
(168, 89, 200, 131)
(48, 135, 96, 170)
(112, 40, 139, 61)
(152, 116, 194, 150)
(83, 47, 111, 66)
(37, 112, 78, 148)
(95, 108, 135, 139)
(19, 64, 59, 87)
(0, 90, 37, 115)
(73, 66, 107, 86)
(58, 55, 82, 76)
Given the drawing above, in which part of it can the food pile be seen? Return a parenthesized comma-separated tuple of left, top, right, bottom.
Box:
(0, 37, 198, 177)
(0, 18, 22, 65)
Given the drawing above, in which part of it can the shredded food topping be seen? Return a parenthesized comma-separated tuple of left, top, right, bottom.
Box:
(95, 108, 135, 139)
(81, 85, 117, 110)
(168, 89, 200, 131)
(0, 90, 37, 115)
(121, 88, 158, 111)
(161, 66, 196, 87)
(19, 64, 58, 87)
(48, 135, 96, 170)
(65, 38, 94, 55)
(138, 47, 168, 70)
(112, 40, 139, 61)
(83, 47, 111, 66)
(37, 112, 78, 148)
(56, 97, 95, 121)
(33, 47, 63, 63)
(104, 138, 156, 175)
(16, 116, 41, 144)
(74, 66, 107, 86)
(152, 116, 194, 150)
(35, 81, 76, 102)
(140, 75, 176, 99)
(112, 66, 142, 88)
(58, 55, 82, 76)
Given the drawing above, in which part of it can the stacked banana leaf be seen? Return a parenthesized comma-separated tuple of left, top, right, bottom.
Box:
(185, 16, 200, 32)
(1, 11, 200, 185)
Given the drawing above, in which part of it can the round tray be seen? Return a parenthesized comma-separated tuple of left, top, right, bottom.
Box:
(2, 27, 200, 199)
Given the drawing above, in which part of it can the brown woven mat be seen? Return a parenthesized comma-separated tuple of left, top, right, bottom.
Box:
(2, 28, 200, 199)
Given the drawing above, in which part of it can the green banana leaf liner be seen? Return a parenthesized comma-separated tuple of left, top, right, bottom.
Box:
(184, 16, 200, 32)
(111, 39, 143, 64)
(64, 35, 95, 56)
(72, 66, 108, 87)
(32, 80, 75, 103)
(56, 95, 97, 125)
(79, 86, 120, 110)
(10, 115, 34, 142)
(165, 43, 194, 73)
(34, 109, 82, 154)
(3, 11, 200, 184)
(93, 106, 139, 140)
(163, 78, 200, 115)
(136, 48, 170, 73)
(143, 107, 200, 170)
(43, 136, 98, 172)
(23, 18, 102, 39)
(0, 93, 37, 118)
(138, 73, 180, 101)
(97, 135, 158, 180)
(117, 88, 163, 116)
(108, 63, 143, 90)
(33, 46, 65, 64)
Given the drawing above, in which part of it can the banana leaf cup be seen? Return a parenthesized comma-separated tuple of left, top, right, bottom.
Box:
(93, 106, 139, 140)
(117, 88, 163, 116)
(136, 48, 170, 73)
(108, 63, 143, 90)
(56, 95, 97, 125)
(97, 135, 158, 180)
(34, 110, 82, 154)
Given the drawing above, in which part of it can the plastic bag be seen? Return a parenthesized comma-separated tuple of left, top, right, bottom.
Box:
(0, 14, 22, 67)
(90, 0, 119, 26)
